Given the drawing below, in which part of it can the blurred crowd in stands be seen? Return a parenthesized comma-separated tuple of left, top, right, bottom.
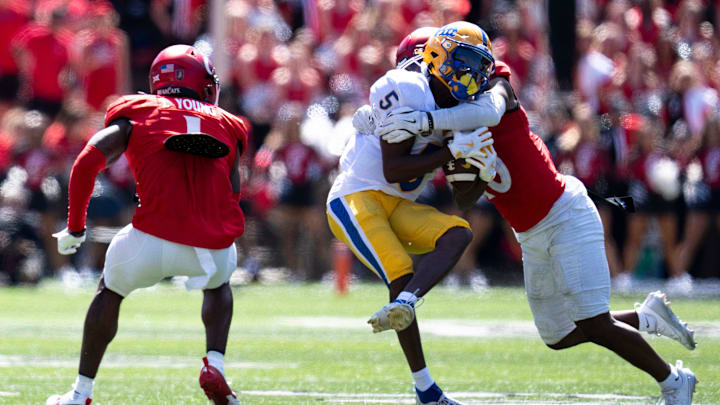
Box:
(0, 0, 718, 295)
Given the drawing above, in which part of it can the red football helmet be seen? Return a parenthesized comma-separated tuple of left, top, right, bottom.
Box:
(149, 45, 220, 105)
(395, 26, 438, 71)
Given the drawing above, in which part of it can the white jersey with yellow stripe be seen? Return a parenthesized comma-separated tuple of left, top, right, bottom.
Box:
(327, 69, 445, 203)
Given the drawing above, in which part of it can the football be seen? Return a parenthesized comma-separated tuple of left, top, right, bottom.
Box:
(442, 157, 480, 193)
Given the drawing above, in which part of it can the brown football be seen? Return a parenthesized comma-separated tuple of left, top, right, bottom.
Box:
(442, 158, 480, 193)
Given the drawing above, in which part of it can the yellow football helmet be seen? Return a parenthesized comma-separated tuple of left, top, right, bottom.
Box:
(422, 21, 495, 100)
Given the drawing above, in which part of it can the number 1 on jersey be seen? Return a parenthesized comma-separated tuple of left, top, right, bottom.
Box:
(184, 115, 201, 133)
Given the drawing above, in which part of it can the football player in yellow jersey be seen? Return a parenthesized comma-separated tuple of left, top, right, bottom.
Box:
(326, 24, 501, 405)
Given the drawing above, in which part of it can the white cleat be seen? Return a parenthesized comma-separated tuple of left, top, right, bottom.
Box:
(415, 383, 464, 405)
(636, 291, 696, 350)
(660, 360, 697, 405)
(368, 300, 415, 333)
(46, 390, 92, 405)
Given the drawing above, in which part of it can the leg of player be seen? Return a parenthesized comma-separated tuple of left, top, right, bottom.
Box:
(551, 293, 696, 352)
(389, 274, 465, 405)
(46, 277, 123, 405)
(368, 226, 471, 334)
(199, 282, 240, 405)
(403, 227, 473, 298)
(574, 313, 697, 404)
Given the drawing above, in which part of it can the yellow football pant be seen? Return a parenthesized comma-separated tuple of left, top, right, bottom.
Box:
(327, 190, 469, 284)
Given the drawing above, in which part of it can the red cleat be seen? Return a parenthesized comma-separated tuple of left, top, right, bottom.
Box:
(199, 357, 240, 405)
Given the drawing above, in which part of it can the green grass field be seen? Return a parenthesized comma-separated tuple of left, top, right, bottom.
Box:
(0, 281, 718, 404)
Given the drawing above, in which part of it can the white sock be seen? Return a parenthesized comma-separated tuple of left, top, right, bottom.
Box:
(412, 367, 435, 392)
(397, 291, 418, 306)
(73, 374, 94, 398)
(659, 364, 681, 390)
(207, 350, 226, 377)
(637, 310, 657, 333)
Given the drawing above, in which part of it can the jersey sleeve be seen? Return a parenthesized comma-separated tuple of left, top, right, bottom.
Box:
(492, 61, 512, 81)
(369, 69, 432, 124)
(223, 112, 249, 158)
(104, 95, 154, 127)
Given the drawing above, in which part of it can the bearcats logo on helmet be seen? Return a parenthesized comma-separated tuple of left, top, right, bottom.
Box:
(149, 45, 220, 105)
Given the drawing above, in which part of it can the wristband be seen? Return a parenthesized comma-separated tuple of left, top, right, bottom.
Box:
(426, 111, 434, 132)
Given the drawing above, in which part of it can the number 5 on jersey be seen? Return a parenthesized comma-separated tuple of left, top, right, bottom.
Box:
(378, 91, 399, 110)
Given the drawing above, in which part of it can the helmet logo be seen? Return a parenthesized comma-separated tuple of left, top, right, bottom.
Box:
(437, 27, 458, 37)
(160, 64, 174, 73)
(152, 74, 160, 83)
(176, 69, 184, 81)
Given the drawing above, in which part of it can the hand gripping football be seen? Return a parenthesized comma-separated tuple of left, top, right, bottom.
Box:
(164, 132, 230, 158)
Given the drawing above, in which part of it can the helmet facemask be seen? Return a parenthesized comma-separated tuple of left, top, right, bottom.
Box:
(437, 40, 495, 101)
(205, 74, 220, 106)
(396, 54, 425, 73)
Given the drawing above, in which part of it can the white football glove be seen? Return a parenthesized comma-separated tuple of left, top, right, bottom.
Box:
(352, 104, 376, 134)
(376, 107, 430, 143)
(52, 228, 86, 255)
(447, 127, 494, 159)
(466, 145, 497, 182)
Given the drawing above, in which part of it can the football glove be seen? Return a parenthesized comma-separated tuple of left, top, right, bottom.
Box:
(466, 144, 497, 183)
(376, 107, 431, 143)
(52, 228, 86, 255)
(447, 127, 493, 159)
(352, 104, 376, 134)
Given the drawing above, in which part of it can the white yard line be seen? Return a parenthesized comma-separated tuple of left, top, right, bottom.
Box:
(279, 317, 720, 338)
(0, 391, 19, 397)
(239, 389, 657, 404)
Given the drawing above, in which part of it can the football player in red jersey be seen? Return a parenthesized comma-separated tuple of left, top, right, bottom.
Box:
(378, 22, 698, 405)
(47, 45, 246, 405)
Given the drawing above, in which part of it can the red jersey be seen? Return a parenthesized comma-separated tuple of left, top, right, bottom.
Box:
(105, 94, 249, 249)
(12, 23, 71, 101)
(77, 28, 124, 110)
(486, 62, 565, 232)
(276, 142, 322, 184)
(0, 4, 28, 75)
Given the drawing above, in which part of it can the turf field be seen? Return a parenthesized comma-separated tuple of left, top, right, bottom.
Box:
(0, 281, 718, 404)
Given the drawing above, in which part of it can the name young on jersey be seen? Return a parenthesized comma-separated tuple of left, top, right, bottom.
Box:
(171, 97, 217, 116)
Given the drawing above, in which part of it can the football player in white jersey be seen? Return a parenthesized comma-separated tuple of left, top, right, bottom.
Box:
(326, 27, 499, 405)
(377, 22, 698, 405)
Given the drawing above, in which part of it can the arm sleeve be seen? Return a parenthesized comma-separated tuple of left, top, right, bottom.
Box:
(67, 144, 107, 232)
(428, 90, 506, 131)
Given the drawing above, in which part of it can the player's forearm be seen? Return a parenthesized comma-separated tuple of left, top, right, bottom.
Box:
(67, 144, 107, 232)
(429, 91, 506, 131)
(452, 179, 488, 211)
(382, 147, 454, 183)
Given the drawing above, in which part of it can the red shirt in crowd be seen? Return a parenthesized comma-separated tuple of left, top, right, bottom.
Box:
(76, 28, 125, 110)
(275, 142, 322, 185)
(0, 2, 29, 75)
(12, 23, 72, 101)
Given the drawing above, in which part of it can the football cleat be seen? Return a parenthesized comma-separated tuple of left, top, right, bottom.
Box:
(45, 391, 91, 405)
(635, 291, 696, 350)
(660, 360, 697, 405)
(199, 357, 241, 405)
(368, 299, 415, 333)
(415, 383, 464, 405)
